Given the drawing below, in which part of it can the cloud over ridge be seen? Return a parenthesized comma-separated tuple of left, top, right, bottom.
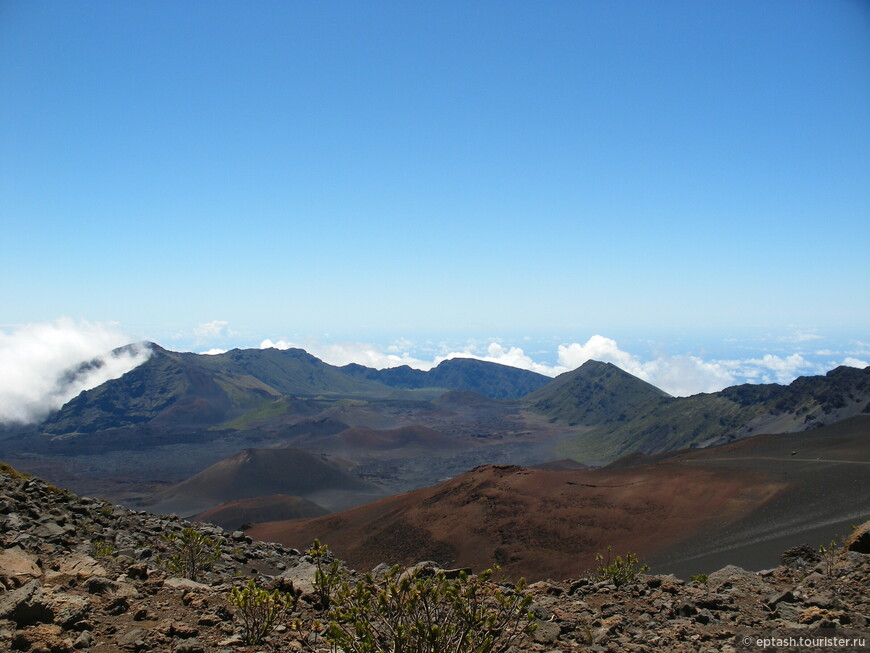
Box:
(3, 319, 866, 427)
(260, 333, 867, 398)
(0, 318, 151, 425)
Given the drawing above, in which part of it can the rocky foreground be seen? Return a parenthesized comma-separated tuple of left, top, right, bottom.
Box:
(1, 467, 868, 652)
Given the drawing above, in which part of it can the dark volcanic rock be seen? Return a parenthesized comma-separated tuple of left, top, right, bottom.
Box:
(1, 465, 868, 652)
(844, 521, 870, 554)
(781, 544, 821, 569)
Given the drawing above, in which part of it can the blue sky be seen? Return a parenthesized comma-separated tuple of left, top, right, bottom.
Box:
(1, 1, 868, 405)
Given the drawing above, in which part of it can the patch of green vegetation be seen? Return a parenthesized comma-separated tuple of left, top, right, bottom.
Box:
(92, 539, 116, 557)
(159, 527, 222, 581)
(0, 461, 31, 479)
(391, 387, 453, 400)
(326, 565, 535, 653)
(213, 374, 280, 408)
(819, 535, 843, 578)
(307, 539, 344, 610)
(335, 398, 369, 407)
(553, 393, 764, 464)
(222, 398, 294, 430)
(229, 579, 299, 645)
(595, 546, 649, 587)
(299, 541, 535, 653)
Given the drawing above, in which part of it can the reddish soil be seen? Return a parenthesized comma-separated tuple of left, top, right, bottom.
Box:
(250, 416, 870, 581)
(250, 461, 781, 580)
(194, 494, 328, 531)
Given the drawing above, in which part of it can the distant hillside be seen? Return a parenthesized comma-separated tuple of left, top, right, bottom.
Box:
(249, 416, 870, 580)
(341, 357, 551, 399)
(551, 364, 870, 462)
(144, 447, 383, 516)
(525, 360, 670, 426)
(431, 390, 503, 408)
(195, 494, 329, 531)
(39, 344, 396, 434)
(249, 460, 773, 580)
(324, 425, 466, 453)
(39, 346, 552, 437)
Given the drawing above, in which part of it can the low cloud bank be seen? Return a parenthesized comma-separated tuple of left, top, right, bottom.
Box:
(4, 319, 861, 426)
(259, 339, 433, 370)
(261, 334, 868, 398)
(0, 319, 151, 425)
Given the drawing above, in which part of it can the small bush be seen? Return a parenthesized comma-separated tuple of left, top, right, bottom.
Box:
(819, 536, 842, 578)
(229, 579, 298, 645)
(306, 538, 344, 610)
(92, 539, 116, 557)
(326, 565, 536, 653)
(595, 546, 649, 587)
(689, 573, 708, 584)
(160, 527, 222, 581)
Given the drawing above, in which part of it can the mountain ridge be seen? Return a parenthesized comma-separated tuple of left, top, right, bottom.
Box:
(547, 363, 870, 462)
(36, 344, 555, 436)
(340, 356, 551, 399)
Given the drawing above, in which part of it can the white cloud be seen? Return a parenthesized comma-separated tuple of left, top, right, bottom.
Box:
(259, 333, 844, 397)
(435, 342, 563, 377)
(193, 320, 236, 343)
(632, 356, 736, 396)
(557, 335, 638, 371)
(260, 338, 434, 370)
(555, 335, 735, 396)
(727, 353, 816, 384)
(843, 357, 869, 369)
(0, 319, 151, 425)
(200, 348, 227, 356)
(260, 338, 296, 350)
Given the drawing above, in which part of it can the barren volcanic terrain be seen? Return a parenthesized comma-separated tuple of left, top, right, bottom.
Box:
(249, 416, 870, 581)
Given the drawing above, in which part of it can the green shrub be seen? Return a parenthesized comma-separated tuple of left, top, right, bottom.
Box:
(819, 536, 842, 578)
(689, 573, 708, 584)
(306, 538, 344, 610)
(325, 565, 536, 653)
(92, 539, 116, 557)
(160, 527, 222, 581)
(229, 579, 298, 645)
(595, 546, 649, 588)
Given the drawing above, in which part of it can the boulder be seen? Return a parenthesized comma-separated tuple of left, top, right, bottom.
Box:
(48, 591, 92, 628)
(0, 579, 54, 626)
(55, 553, 108, 580)
(163, 577, 211, 592)
(843, 520, 870, 554)
(706, 565, 767, 593)
(0, 546, 42, 587)
(780, 544, 820, 569)
(278, 560, 319, 599)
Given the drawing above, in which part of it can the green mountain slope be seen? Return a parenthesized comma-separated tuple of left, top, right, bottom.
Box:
(340, 357, 551, 399)
(547, 364, 870, 463)
(196, 347, 395, 397)
(40, 344, 393, 435)
(524, 360, 670, 425)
